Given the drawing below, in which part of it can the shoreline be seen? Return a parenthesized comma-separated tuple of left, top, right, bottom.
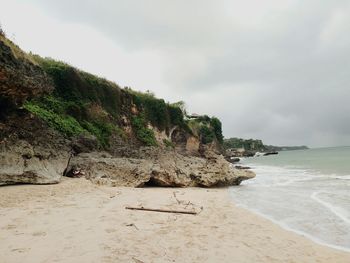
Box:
(233, 201, 350, 253)
(1, 178, 350, 262)
(234, 152, 350, 253)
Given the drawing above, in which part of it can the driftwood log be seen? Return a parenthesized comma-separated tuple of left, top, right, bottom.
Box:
(125, 206, 197, 215)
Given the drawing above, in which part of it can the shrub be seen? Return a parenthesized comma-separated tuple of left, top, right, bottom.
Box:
(131, 115, 157, 146)
(81, 121, 116, 148)
(168, 105, 184, 127)
(196, 115, 211, 123)
(130, 91, 170, 131)
(24, 102, 85, 137)
(34, 57, 121, 117)
(199, 125, 215, 144)
(210, 117, 224, 143)
(163, 139, 175, 148)
(24, 96, 117, 147)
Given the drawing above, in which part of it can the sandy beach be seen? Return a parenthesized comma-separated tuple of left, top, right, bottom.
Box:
(1, 178, 349, 263)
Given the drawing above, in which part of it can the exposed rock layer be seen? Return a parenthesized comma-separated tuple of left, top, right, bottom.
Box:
(0, 113, 70, 185)
(0, 37, 53, 107)
(67, 149, 255, 187)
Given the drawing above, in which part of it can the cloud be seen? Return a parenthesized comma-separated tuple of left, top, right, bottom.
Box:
(2, 0, 350, 147)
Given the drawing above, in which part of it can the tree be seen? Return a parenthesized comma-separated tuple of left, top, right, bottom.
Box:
(171, 101, 187, 115)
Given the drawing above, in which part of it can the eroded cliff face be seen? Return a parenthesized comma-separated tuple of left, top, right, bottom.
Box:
(0, 34, 255, 187)
(0, 112, 70, 185)
(0, 36, 53, 109)
(0, 35, 68, 185)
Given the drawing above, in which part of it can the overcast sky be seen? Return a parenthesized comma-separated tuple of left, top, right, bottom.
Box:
(1, 0, 350, 147)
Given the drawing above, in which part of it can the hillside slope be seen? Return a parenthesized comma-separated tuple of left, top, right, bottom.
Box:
(0, 32, 254, 186)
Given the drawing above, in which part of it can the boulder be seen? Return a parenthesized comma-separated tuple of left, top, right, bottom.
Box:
(71, 134, 99, 154)
(0, 140, 69, 185)
(0, 113, 71, 186)
(66, 152, 153, 187)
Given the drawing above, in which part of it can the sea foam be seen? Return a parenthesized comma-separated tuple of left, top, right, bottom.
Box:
(230, 148, 350, 251)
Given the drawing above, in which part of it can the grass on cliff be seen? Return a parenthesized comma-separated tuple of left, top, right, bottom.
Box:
(26, 56, 222, 147)
(33, 57, 122, 118)
(33, 57, 188, 135)
(2, 30, 223, 147)
(131, 115, 157, 146)
(24, 102, 85, 137)
(24, 96, 119, 148)
(0, 34, 38, 65)
(127, 89, 187, 132)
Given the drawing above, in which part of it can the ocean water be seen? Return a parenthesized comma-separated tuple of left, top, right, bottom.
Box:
(229, 146, 350, 251)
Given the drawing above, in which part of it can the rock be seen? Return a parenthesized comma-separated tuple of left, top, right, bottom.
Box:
(0, 112, 71, 186)
(68, 149, 255, 188)
(0, 140, 69, 185)
(67, 152, 153, 187)
(225, 157, 240, 163)
(243, 151, 255, 157)
(185, 136, 200, 155)
(71, 134, 99, 154)
(264, 151, 278, 156)
(0, 37, 53, 107)
(235, 165, 251, 170)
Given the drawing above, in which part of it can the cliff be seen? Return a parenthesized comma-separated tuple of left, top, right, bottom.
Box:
(0, 32, 254, 186)
(264, 145, 309, 151)
(223, 138, 265, 151)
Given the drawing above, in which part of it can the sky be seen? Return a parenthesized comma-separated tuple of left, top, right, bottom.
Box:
(1, 0, 349, 147)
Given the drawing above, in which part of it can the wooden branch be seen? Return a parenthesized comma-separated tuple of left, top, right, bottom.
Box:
(125, 206, 197, 215)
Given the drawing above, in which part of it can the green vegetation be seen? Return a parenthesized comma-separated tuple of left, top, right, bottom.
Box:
(224, 137, 309, 152)
(33, 57, 122, 117)
(163, 139, 175, 148)
(131, 115, 157, 146)
(23, 55, 223, 147)
(24, 96, 116, 148)
(199, 126, 215, 144)
(80, 121, 117, 148)
(22, 57, 128, 147)
(186, 115, 224, 145)
(223, 138, 265, 151)
(24, 100, 85, 137)
(210, 117, 223, 143)
(128, 89, 188, 132)
(2, 30, 226, 148)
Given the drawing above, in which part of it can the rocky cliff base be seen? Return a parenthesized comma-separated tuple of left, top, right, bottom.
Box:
(66, 149, 255, 187)
(0, 141, 254, 187)
(0, 115, 254, 187)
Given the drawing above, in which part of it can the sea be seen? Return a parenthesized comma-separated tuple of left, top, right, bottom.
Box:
(229, 146, 350, 252)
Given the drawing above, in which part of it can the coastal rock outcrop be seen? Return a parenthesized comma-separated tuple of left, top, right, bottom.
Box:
(0, 140, 69, 185)
(0, 113, 70, 185)
(67, 149, 255, 187)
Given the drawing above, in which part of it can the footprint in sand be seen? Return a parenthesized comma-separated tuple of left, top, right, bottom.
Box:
(32, 231, 47, 237)
(105, 228, 117, 233)
(4, 224, 17, 230)
(11, 248, 31, 253)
